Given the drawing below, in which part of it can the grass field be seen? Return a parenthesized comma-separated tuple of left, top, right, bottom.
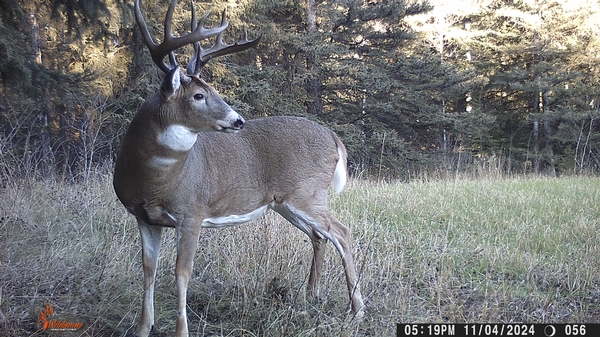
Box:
(1, 174, 599, 336)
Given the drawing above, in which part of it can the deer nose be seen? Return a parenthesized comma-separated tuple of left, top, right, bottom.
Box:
(233, 117, 245, 130)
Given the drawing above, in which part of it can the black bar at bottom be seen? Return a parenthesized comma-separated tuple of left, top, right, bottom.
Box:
(397, 324, 599, 337)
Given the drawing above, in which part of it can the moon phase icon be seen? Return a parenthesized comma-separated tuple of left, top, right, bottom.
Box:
(544, 325, 556, 337)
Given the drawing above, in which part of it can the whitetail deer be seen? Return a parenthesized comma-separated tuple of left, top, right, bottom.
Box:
(113, 1, 364, 336)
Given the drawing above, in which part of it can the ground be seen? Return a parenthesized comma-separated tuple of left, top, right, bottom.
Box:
(1, 174, 599, 336)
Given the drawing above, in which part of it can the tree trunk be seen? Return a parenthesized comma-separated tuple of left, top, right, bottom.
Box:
(132, 25, 145, 79)
(541, 91, 556, 176)
(532, 117, 540, 174)
(29, 12, 42, 64)
(305, 0, 323, 116)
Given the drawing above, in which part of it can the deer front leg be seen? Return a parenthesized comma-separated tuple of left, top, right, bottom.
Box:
(136, 221, 163, 337)
(175, 221, 201, 337)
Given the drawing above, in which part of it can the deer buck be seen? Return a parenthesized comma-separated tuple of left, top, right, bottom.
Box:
(113, 1, 365, 336)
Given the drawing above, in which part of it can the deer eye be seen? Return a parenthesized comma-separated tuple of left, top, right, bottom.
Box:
(193, 93, 204, 100)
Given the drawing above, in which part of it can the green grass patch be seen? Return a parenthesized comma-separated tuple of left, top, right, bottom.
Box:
(1, 175, 599, 336)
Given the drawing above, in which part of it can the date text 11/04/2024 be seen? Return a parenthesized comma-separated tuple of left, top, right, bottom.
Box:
(397, 324, 597, 337)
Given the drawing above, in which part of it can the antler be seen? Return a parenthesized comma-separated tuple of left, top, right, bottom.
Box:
(186, 5, 262, 75)
(135, 0, 260, 76)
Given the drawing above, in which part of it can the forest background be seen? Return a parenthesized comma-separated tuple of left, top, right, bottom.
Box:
(1, 0, 600, 181)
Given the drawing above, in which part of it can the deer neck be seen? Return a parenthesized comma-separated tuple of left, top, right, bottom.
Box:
(114, 108, 202, 227)
(123, 108, 198, 172)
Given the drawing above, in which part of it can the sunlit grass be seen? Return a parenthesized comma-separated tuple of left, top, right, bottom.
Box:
(338, 177, 600, 324)
(1, 175, 599, 336)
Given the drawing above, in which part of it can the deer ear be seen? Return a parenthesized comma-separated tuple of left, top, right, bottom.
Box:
(161, 67, 181, 101)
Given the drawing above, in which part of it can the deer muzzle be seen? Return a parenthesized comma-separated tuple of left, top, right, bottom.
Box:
(218, 112, 245, 133)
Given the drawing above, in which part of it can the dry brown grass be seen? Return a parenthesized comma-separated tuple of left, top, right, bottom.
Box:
(1, 173, 599, 336)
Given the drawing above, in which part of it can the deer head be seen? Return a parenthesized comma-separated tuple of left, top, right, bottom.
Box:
(134, 0, 260, 133)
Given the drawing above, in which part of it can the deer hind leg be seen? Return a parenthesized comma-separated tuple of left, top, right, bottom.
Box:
(308, 233, 326, 300)
(271, 202, 365, 315)
(328, 215, 365, 315)
(136, 221, 163, 337)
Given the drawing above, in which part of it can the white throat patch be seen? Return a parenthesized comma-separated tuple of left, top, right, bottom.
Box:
(148, 156, 178, 169)
(157, 125, 197, 152)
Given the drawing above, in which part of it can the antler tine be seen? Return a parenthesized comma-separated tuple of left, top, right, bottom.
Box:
(186, 2, 202, 75)
(163, 0, 178, 42)
(134, 0, 229, 74)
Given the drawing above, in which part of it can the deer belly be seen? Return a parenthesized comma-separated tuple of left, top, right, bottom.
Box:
(201, 205, 269, 228)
